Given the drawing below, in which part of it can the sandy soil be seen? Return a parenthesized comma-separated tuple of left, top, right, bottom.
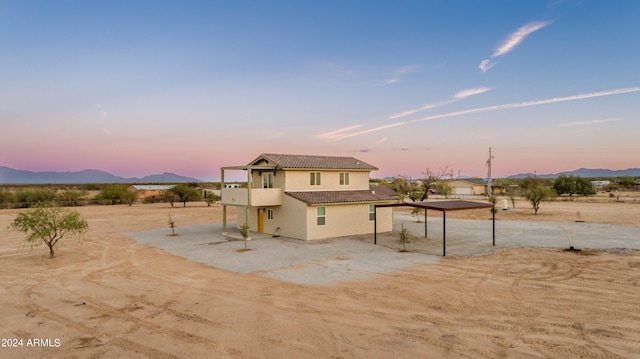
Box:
(1, 201, 639, 358)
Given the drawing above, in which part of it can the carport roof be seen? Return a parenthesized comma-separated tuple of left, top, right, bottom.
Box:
(373, 200, 496, 256)
(376, 200, 493, 211)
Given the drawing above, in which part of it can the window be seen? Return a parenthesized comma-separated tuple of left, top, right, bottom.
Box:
(310, 172, 321, 186)
(267, 209, 274, 220)
(316, 207, 326, 226)
(340, 172, 350, 186)
(263, 172, 274, 188)
(369, 204, 375, 221)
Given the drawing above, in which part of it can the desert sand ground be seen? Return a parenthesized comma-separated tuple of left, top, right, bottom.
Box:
(1, 199, 639, 358)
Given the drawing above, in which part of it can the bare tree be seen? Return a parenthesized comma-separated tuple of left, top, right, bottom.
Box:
(418, 166, 453, 201)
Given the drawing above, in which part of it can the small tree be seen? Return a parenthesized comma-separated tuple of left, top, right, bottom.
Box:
(410, 207, 423, 222)
(574, 177, 596, 197)
(204, 192, 217, 206)
(168, 184, 201, 207)
(163, 190, 177, 207)
(8, 207, 89, 258)
(435, 180, 453, 199)
(553, 175, 595, 197)
(553, 174, 577, 196)
(523, 180, 554, 215)
(239, 222, 251, 251)
(618, 176, 636, 191)
(168, 213, 177, 236)
(389, 176, 414, 202)
(398, 223, 410, 252)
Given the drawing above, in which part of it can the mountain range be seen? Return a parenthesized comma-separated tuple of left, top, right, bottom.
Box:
(0, 166, 203, 184)
(507, 168, 640, 179)
(2, 166, 638, 184)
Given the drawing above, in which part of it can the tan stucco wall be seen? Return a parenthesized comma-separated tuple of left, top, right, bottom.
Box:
(234, 200, 394, 241)
(269, 195, 308, 239)
(283, 170, 370, 191)
(304, 203, 393, 241)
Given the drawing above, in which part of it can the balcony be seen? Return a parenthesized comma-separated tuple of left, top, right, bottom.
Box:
(221, 188, 282, 206)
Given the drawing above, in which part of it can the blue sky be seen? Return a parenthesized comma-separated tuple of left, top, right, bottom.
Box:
(1, 1, 639, 180)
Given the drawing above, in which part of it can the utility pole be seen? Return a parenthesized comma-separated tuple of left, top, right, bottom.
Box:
(486, 147, 494, 198)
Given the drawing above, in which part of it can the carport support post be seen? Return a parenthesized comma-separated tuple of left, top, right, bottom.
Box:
(492, 206, 495, 246)
(442, 210, 446, 256)
(374, 205, 377, 245)
(424, 209, 428, 238)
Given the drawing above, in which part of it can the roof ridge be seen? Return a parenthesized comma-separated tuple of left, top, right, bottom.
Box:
(249, 153, 378, 170)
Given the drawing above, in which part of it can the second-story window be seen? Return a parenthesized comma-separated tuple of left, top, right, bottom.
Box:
(263, 172, 274, 188)
(310, 172, 321, 186)
(340, 172, 350, 186)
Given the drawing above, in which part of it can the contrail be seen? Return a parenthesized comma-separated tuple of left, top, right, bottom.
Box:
(412, 87, 640, 123)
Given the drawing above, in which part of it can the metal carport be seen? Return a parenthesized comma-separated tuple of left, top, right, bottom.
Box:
(374, 200, 495, 256)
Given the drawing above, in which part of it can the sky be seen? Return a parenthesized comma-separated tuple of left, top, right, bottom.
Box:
(1, 0, 639, 181)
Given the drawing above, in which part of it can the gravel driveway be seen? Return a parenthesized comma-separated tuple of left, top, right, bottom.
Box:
(128, 214, 640, 285)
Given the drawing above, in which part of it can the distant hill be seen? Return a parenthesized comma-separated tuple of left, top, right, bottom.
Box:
(507, 168, 640, 179)
(0, 166, 203, 184)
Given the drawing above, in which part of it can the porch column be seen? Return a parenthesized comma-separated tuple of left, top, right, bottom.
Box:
(245, 167, 252, 240)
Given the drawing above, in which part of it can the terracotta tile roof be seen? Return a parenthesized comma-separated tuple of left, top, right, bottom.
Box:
(286, 187, 397, 205)
(249, 153, 377, 170)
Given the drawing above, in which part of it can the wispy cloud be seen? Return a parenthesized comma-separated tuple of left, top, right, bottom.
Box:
(316, 124, 364, 141)
(494, 21, 551, 57)
(413, 87, 640, 123)
(388, 87, 489, 120)
(557, 118, 623, 127)
(317, 87, 639, 142)
(316, 122, 406, 142)
(95, 103, 111, 135)
(374, 137, 388, 145)
(453, 87, 491, 99)
(381, 65, 421, 85)
(388, 100, 454, 120)
(479, 21, 552, 72)
(478, 59, 498, 72)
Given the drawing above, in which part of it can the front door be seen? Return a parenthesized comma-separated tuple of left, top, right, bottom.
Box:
(257, 209, 264, 232)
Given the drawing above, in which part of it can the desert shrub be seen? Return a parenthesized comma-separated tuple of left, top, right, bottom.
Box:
(0, 188, 16, 209)
(14, 188, 57, 208)
(94, 184, 135, 205)
(57, 189, 88, 207)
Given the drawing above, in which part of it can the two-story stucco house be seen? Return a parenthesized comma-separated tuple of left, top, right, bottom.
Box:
(220, 153, 397, 240)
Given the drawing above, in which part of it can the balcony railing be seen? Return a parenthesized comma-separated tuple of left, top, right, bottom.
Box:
(221, 188, 282, 206)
